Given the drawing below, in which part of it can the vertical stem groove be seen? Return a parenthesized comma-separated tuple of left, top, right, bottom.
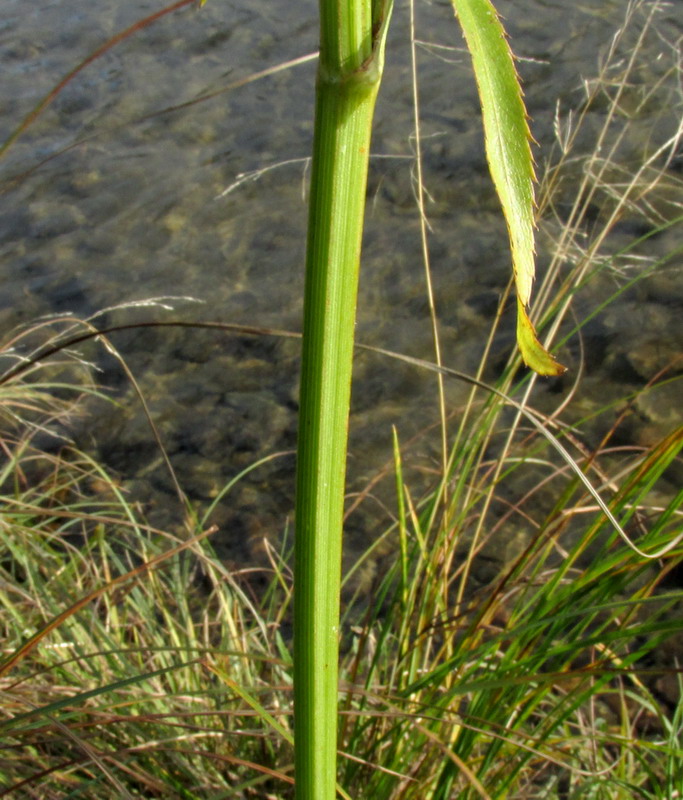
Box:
(293, 0, 386, 793)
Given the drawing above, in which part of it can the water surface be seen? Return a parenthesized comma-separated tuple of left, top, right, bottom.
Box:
(1, 0, 681, 571)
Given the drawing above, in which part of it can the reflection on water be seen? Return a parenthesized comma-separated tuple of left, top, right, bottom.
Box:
(1, 0, 681, 567)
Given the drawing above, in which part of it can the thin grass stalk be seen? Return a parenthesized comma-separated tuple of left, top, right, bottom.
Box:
(408, 0, 449, 508)
(294, 0, 392, 796)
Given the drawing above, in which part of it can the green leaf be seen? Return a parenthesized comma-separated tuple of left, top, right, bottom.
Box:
(451, 0, 565, 376)
(516, 297, 566, 377)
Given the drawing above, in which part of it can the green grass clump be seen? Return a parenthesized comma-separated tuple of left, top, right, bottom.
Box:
(0, 320, 289, 796)
(0, 317, 681, 798)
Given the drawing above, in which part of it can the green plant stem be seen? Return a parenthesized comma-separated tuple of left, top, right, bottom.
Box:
(294, 0, 388, 795)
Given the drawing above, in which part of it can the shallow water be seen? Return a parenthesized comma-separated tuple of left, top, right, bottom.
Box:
(1, 0, 681, 571)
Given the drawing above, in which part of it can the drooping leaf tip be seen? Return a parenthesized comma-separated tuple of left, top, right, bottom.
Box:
(516, 298, 567, 377)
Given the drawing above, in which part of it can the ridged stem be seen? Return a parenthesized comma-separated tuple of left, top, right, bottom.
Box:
(293, 0, 386, 794)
